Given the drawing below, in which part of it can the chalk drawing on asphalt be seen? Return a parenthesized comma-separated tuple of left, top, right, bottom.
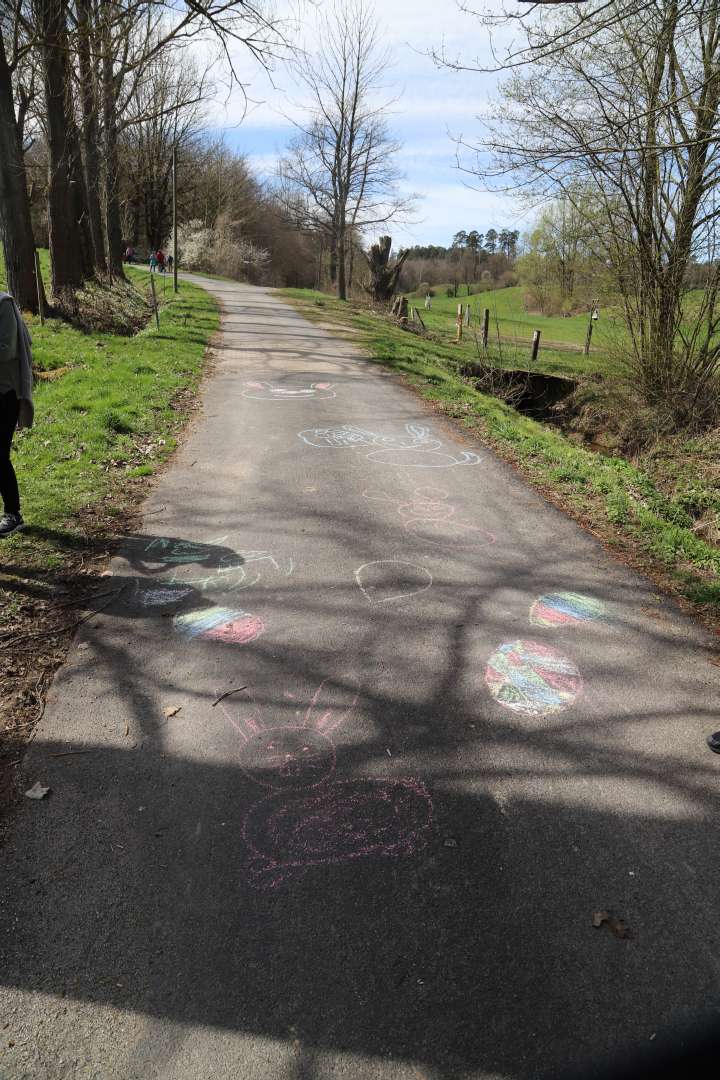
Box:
(485, 640, 582, 717)
(141, 535, 230, 567)
(363, 484, 496, 548)
(132, 581, 195, 609)
(219, 679, 433, 889)
(354, 560, 433, 604)
(173, 606, 265, 644)
(166, 550, 293, 595)
(243, 380, 336, 400)
(529, 592, 606, 627)
(298, 423, 482, 468)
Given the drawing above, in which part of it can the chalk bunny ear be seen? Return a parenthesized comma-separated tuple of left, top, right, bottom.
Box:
(215, 689, 264, 741)
(304, 677, 360, 733)
(246, 380, 271, 390)
(312, 382, 333, 390)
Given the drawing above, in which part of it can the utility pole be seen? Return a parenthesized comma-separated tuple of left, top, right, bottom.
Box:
(172, 144, 178, 294)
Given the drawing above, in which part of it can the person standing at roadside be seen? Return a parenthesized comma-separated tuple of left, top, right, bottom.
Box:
(156, 249, 166, 273)
(0, 292, 34, 537)
(149, 251, 157, 273)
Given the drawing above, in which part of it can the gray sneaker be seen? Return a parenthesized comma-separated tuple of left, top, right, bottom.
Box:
(0, 512, 24, 538)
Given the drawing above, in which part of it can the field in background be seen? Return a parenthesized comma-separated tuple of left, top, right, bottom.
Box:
(404, 284, 618, 376)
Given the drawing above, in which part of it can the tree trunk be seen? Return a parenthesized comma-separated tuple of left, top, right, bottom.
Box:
(38, 0, 94, 297)
(329, 233, 338, 290)
(76, 0, 107, 274)
(0, 29, 40, 311)
(101, 10, 124, 278)
(337, 222, 347, 301)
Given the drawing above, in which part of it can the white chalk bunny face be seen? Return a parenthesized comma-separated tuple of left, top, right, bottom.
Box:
(220, 679, 358, 790)
(242, 380, 335, 401)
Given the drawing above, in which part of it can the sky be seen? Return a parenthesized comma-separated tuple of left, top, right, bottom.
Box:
(202, 0, 532, 249)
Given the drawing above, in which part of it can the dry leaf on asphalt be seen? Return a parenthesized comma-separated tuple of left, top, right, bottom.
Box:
(163, 705, 182, 719)
(592, 910, 632, 938)
(25, 783, 50, 800)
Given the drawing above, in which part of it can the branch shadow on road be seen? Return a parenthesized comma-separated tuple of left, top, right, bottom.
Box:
(2, 504, 720, 1078)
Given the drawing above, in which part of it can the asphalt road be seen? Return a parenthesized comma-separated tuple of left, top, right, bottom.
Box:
(1, 278, 719, 1080)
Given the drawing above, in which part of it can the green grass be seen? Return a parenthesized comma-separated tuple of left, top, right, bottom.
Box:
(0, 250, 218, 571)
(281, 287, 720, 610)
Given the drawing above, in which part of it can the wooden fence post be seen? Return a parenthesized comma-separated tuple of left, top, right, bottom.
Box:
(33, 251, 45, 325)
(531, 329, 541, 362)
(482, 308, 490, 350)
(456, 304, 463, 342)
(584, 299, 599, 356)
(464, 305, 471, 327)
(150, 275, 160, 330)
(399, 296, 408, 324)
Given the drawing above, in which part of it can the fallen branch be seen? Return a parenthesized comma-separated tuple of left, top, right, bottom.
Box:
(211, 686, 248, 707)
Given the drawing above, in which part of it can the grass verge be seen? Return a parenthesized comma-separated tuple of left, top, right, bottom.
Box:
(280, 288, 720, 624)
(0, 260, 218, 827)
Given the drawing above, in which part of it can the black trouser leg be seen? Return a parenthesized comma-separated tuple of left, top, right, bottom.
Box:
(0, 391, 20, 515)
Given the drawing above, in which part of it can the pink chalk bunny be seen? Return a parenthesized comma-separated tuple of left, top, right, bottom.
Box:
(220, 680, 433, 890)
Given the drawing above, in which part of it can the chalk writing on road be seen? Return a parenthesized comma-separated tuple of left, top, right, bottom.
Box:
(485, 640, 582, 717)
(298, 423, 482, 468)
(529, 592, 606, 627)
(173, 606, 265, 644)
(355, 560, 433, 604)
(363, 484, 496, 548)
(219, 679, 433, 889)
(243, 380, 336, 400)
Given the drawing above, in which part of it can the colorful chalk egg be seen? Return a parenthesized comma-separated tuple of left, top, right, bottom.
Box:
(529, 592, 605, 627)
(485, 640, 582, 716)
(173, 606, 264, 644)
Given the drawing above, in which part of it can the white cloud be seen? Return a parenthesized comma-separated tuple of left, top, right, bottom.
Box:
(201, 0, 518, 245)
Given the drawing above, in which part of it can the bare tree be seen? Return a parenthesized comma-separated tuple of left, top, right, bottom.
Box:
(278, 0, 414, 300)
(0, 10, 40, 310)
(120, 54, 211, 250)
(457, 0, 720, 422)
(34, 0, 95, 298)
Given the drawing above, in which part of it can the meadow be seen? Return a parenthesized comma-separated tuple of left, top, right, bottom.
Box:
(405, 284, 621, 378)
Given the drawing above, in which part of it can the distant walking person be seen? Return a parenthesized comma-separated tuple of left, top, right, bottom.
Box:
(167, 254, 174, 273)
(149, 251, 158, 273)
(0, 292, 34, 538)
(156, 249, 166, 273)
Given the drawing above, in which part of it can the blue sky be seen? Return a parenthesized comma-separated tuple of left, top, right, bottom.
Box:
(204, 0, 531, 248)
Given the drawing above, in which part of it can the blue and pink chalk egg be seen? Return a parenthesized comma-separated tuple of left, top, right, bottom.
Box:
(529, 592, 605, 628)
(485, 640, 582, 717)
(173, 606, 264, 644)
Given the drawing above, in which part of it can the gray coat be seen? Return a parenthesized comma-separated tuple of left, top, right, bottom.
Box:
(0, 292, 34, 429)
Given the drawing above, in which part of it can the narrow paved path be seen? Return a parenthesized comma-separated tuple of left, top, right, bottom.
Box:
(1, 278, 719, 1079)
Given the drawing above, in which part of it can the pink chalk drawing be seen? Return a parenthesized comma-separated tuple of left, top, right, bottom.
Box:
(174, 606, 265, 644)
(219, 680, 433, 889)
(298, 423, 482, 468)
(363, 484, 496, 548)
(243, 380, 336, 400)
